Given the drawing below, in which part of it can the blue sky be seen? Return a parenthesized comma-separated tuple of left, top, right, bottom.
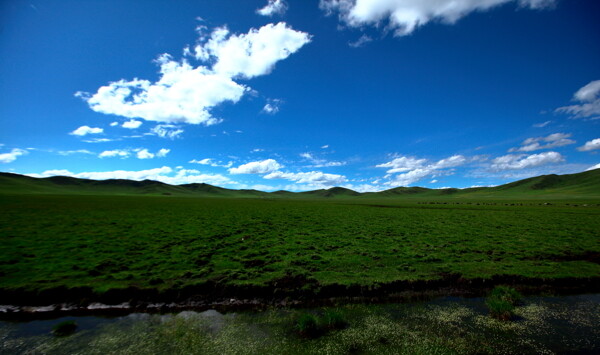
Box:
(1, 0, 599, 191)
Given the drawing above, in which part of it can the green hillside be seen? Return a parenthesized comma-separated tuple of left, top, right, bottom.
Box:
(0, 168, 599, 199)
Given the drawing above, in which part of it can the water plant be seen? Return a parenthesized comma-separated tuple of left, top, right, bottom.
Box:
(486, 285, 522, 320)
(52, 320, 77, 336)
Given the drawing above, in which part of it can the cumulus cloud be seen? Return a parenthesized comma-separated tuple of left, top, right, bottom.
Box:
(377, 154, 467, 186)
(229, 159, 282, 174)
(195, 22, 311, 79)
(556, 80, 600, 119)
(264, 170, 347, 187)
(27, 166, 235, 186)
(578, 138, 600, 152)
(509, 133, 575, 152)
(70, 126, 103, 136)
(490, 151, 563, 171)
(150, 124, 184, 139)
(586, 163, 600, 171)
(0, 148, 28, 163)
(122, 119, 142, 129)
(320, 0, 555, 36)
(110, 122, 119, 127)
(156, 148, 170, 157)
(256, 0, 287, 16)
(136, 149, 154, 159)
(376, 156, 427, 174)
(77, 22, 310, 125)
(189, 158, 233, 168)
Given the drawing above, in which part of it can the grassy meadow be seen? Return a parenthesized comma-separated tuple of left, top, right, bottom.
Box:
(1, 190, 599, 300)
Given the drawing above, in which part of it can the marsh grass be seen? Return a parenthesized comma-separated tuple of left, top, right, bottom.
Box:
(52, 320, 77, 336)
(486, 286, 523, 320)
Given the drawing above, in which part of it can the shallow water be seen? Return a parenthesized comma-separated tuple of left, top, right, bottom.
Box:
(1, 294, 599, 354)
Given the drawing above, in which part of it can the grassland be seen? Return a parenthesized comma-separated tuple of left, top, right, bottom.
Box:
(1, 176, 599, 306)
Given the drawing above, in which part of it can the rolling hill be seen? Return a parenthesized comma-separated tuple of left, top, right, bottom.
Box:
(0, 168, 599, 199)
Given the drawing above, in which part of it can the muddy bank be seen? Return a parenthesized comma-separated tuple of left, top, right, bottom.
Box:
(2, 274, 599, 319)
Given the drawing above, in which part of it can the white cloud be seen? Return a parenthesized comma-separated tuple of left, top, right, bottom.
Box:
(0, 148, 28, 163)
(321, 145, 329, 149)
(197, 22, 311, 79)
(586, 163, 600, 171)
(189, 158, 233, 168)
(122, 119, 142, 129)
(229, 159, 282, 174)
(532, 120, 551, 128)
(110, 122, 119, 127)
(264, 170, 347, 187)
(156, 148, 170, 157)
(262, 98, 283, 114)
(150, 124, 184, 139)
(77, 23, 310, 125)
(27, 166, 235, 186)
(377, 154, 467, 186)
(99, 149, 130, 158)
(490, 151, 564, 171)
(256, 0, 288, 16)
(349, 34, 373, 48)
(136, 149, 154, 159)
(70, 126, 103, 136)
(83, 138, 114, 143)
(578, 138, 600, 152)
(556, 80, 600, 119)
(376, 156, 427, 173)
(300, 152, 346, 167)
(57, 149, 94, 156)
(320, 0, 555, 36)
(509, 133, 575, 152)
(98, 148, 169, 159)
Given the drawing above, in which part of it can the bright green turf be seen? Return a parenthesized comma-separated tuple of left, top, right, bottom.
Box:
(1, 193, 599, 295)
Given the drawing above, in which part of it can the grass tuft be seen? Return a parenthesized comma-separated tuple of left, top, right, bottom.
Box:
(486, 285, 523, 320)
(52, 320, 77, 336)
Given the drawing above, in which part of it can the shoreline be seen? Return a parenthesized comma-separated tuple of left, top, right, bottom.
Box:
(2, 274, 599, 320)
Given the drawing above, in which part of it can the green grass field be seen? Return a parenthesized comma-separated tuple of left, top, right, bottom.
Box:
(1, 191, 599, 300)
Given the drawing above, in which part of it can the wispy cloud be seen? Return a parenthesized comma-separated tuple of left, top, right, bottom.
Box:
(490, 151, 563, 171)
(300, 152, 346, 167)
(508, 133, 575, 152)
(189, 158, 233, 168)
(556, 80, 600, 119)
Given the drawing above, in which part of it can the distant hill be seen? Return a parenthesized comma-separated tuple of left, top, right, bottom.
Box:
(0, 169, 599, 199)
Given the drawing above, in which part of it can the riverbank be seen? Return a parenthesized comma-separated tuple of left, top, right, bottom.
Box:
(2, 274, 599, 320)
(2, 293, 599, 354)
